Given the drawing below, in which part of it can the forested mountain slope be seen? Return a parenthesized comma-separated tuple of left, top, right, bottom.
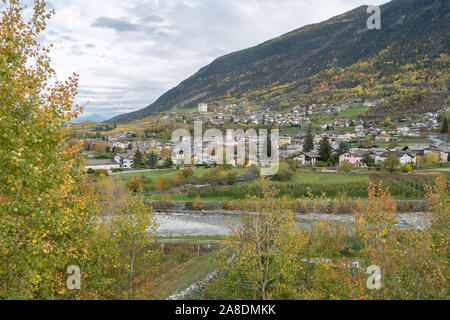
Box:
(108, 0, 449, 123)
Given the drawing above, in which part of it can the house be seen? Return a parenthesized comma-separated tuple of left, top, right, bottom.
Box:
(114, 153, 134, 169)
(339, 151, 368, 168)
(85, 159, 120, 171)
(402, 144, 430, 156)
(427, 148, 449, 162)
(279, 136, 292, 147)
(313, 135, 322, 145)
(295, 152, 321, 166)
(375, 135, 391, 143)
(376, 152, 417, 165)
(355, 145, 379, 151)
(355, 125, 365, 136)
(337, 133, 356, 142)
(397, 126, 410, 135)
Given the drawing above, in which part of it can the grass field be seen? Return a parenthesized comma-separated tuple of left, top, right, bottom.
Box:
(280, 127, 302, 134)
(118, 167, 249, 181)
(163, 107, 197, 115)
(114, 168, 440, 202)
(151, 252, 216, 299)
(375, 138, 428, 148)
(118, 169, 177, 180)
(146, 172, 370, 202)
(339, 106, 369, 119)
(289, 172, 368, 184)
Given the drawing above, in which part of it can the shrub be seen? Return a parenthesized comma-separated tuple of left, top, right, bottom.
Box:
(425, 152, 439, 164)
(193, 196, 203, 210)
(126, 176, 153, 193)
(401, 163, 413, 173)
(244, 167, 260, 180)
(155, 176, 172, 191)
(182, 168, 194, 178)
(383, 156, 400, 172)
(94, 169, 109, 177)
(272, 167, 294, 182)
(227, 172, 237, 185)
(338, 161, 356, 173)
(315, 161, 327, 168)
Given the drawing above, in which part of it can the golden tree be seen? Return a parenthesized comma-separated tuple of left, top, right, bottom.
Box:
(211, 179, 299, 300)
(0, 0, 97, 299)
(354, 180, 449, 299)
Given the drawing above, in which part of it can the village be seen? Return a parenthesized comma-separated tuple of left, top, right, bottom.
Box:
(83, 102, 449, 173)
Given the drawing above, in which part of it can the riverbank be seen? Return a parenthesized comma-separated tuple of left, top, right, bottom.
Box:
(149, 199, 429, 215)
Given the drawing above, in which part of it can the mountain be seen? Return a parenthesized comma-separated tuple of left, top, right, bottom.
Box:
(108, 0, 449, 123)
(72, 113, 108, 123)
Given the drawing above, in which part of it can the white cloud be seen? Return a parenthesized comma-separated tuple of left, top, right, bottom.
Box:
(41, 0, 388, 118)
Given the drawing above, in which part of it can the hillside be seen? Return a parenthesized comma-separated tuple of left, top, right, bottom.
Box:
(107, 0, 450, 123)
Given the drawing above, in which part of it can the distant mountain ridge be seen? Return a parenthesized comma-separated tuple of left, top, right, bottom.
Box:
(107, 0, 450, 123)
(72, 113, 107, 123)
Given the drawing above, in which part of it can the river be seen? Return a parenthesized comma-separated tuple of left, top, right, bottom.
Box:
(154, 211, 431, 236)
(155, 212, 237, 237)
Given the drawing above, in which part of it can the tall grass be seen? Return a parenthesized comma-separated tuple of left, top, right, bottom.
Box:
(187, 175, 446, 200)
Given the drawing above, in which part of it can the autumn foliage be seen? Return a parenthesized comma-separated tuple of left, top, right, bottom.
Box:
(210, 178, 448, 300)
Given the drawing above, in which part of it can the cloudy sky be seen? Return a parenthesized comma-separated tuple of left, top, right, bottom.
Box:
(38, 0, 387, 119)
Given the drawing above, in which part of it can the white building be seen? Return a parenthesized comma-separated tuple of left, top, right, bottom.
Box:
(114, 153, 134, 169)
(198, 103, 208, 113)
(294, 152, 321, 166)
(339, 151, 368, 168)
(375, 152, 417, 165)
(85, 160, 120, 171)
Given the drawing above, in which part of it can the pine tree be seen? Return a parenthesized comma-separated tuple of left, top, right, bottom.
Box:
(132, 150, 145, 169)
(303, 125, 314, 152)
(441, 116, 448, 134)
(319, 136, 332, 161)
(147, 151, 158, 168)
(337, 141, 351, 155)
(163, 156, 174, 168)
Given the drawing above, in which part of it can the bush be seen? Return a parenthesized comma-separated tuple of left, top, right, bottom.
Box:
(272, 167, 294, 182)
(315, 161, 327, 168)
(338, 161, 356, 173)
(163, 157, 174, 168)
(126, 176, 153, 193)
(193, 196, 203, 210)
(155, 176, 172, 191)
(401, 163, 413, 173)
(204, 168, 235, 185)
(425, 152, 439, 164)
(383, 156, 400, 172)
(182, 168, 194, 178)
(227, 172, 237, 185)
(94, 169, 109, 177)
(244, 167, 260, 180)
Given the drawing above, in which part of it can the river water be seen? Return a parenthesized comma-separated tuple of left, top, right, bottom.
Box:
(154, 212, 326, 237)
(155, 212, 238, 237)
(154, 211, 431, 236)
